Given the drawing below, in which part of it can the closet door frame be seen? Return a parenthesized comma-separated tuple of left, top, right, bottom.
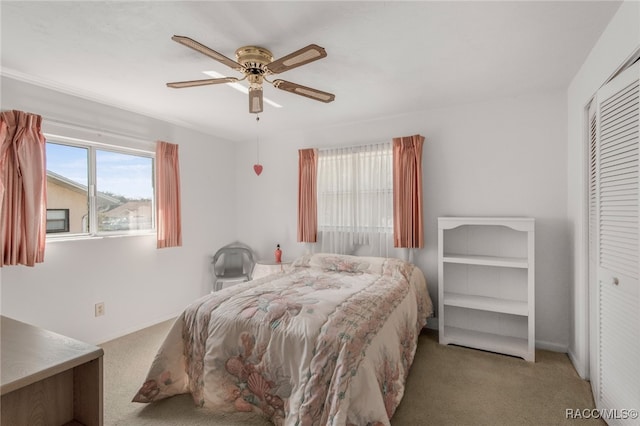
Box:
(582, 52, 640, 381)
(587, 97, 599, 398)
(587, 60, 640, 419)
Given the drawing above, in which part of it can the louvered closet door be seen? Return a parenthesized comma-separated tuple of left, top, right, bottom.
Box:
(593, 61, 640, 425)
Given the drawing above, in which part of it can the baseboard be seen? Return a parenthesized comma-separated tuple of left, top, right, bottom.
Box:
(535, 339, 568, 353)
(568, 348, 590, 380)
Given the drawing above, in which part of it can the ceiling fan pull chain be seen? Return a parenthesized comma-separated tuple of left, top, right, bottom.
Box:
(252, 114, 263, 176)
(256, 114, 260, 164)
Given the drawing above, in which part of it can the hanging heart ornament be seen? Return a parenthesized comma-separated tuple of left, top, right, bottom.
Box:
(253, 164, 263, 176)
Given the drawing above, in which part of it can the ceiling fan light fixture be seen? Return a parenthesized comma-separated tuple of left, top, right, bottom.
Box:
(249, 87, 263, 114)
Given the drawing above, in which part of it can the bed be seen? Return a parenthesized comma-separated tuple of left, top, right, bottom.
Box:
(133, 253, 433, 425)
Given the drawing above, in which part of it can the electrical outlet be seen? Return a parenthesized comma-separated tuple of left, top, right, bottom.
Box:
(95, 302, 105, 317)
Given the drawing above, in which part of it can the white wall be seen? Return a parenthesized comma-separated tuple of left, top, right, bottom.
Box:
(566, 1, 640, 379)
(235, 91, 570, 351)
(0, 77, 238, 344)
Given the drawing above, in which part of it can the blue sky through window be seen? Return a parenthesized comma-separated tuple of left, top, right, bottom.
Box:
(46, 142, 88, 187)
(46, 142, 153, 200)
(96, 150, 152, 200)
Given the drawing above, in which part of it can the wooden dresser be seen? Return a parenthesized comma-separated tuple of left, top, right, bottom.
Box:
(1, 316, 103, 426)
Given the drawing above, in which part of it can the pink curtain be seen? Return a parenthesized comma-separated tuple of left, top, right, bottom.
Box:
(298, 148, 318, 243)
(393, 134, 424, 248)
(156, 141, 182, 249)
(0, 110, 47, 267)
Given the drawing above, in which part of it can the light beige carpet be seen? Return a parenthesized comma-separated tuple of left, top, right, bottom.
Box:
(101, 319, 602, 425)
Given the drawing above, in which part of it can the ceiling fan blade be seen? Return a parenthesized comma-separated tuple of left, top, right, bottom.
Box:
(167, 77, 239, 88)
(267, 44, 327, 74)
(249, 87, 264, 114)
(272, 79, 335, 103)
(172, 35, 242, 71)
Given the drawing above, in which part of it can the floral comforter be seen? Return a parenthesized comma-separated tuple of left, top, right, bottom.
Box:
(133, 253, 433, 425)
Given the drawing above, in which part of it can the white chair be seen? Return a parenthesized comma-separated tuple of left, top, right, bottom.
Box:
(211, 244, 255, 291)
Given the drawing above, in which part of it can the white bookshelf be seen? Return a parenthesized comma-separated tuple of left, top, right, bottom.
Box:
(442, 254, 529, 269)
(438, 217, 535, 361)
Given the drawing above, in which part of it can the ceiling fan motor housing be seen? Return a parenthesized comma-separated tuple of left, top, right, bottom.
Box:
(235, 46, 273, 76)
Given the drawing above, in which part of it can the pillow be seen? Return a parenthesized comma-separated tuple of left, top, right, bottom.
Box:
(319, 255, 371, 274)
(291, 253, 386, 275)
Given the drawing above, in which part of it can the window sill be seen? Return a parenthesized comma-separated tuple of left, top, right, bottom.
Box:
(46, 231, 155, 243)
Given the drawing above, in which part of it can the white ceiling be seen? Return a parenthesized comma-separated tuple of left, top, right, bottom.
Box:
(1, 1, 621, 142)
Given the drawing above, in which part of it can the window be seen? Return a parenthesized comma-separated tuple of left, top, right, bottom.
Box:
(46, 209, 69, 233)
(45, 137, 154, 237)
(316, 142, 393, 254)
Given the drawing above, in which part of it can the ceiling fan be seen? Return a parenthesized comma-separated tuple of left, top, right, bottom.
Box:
(166, 35, 335, 114)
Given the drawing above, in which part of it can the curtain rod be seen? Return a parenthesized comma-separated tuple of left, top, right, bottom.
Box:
(316, 139, 392, 152)
(312, 134, 424, 152)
